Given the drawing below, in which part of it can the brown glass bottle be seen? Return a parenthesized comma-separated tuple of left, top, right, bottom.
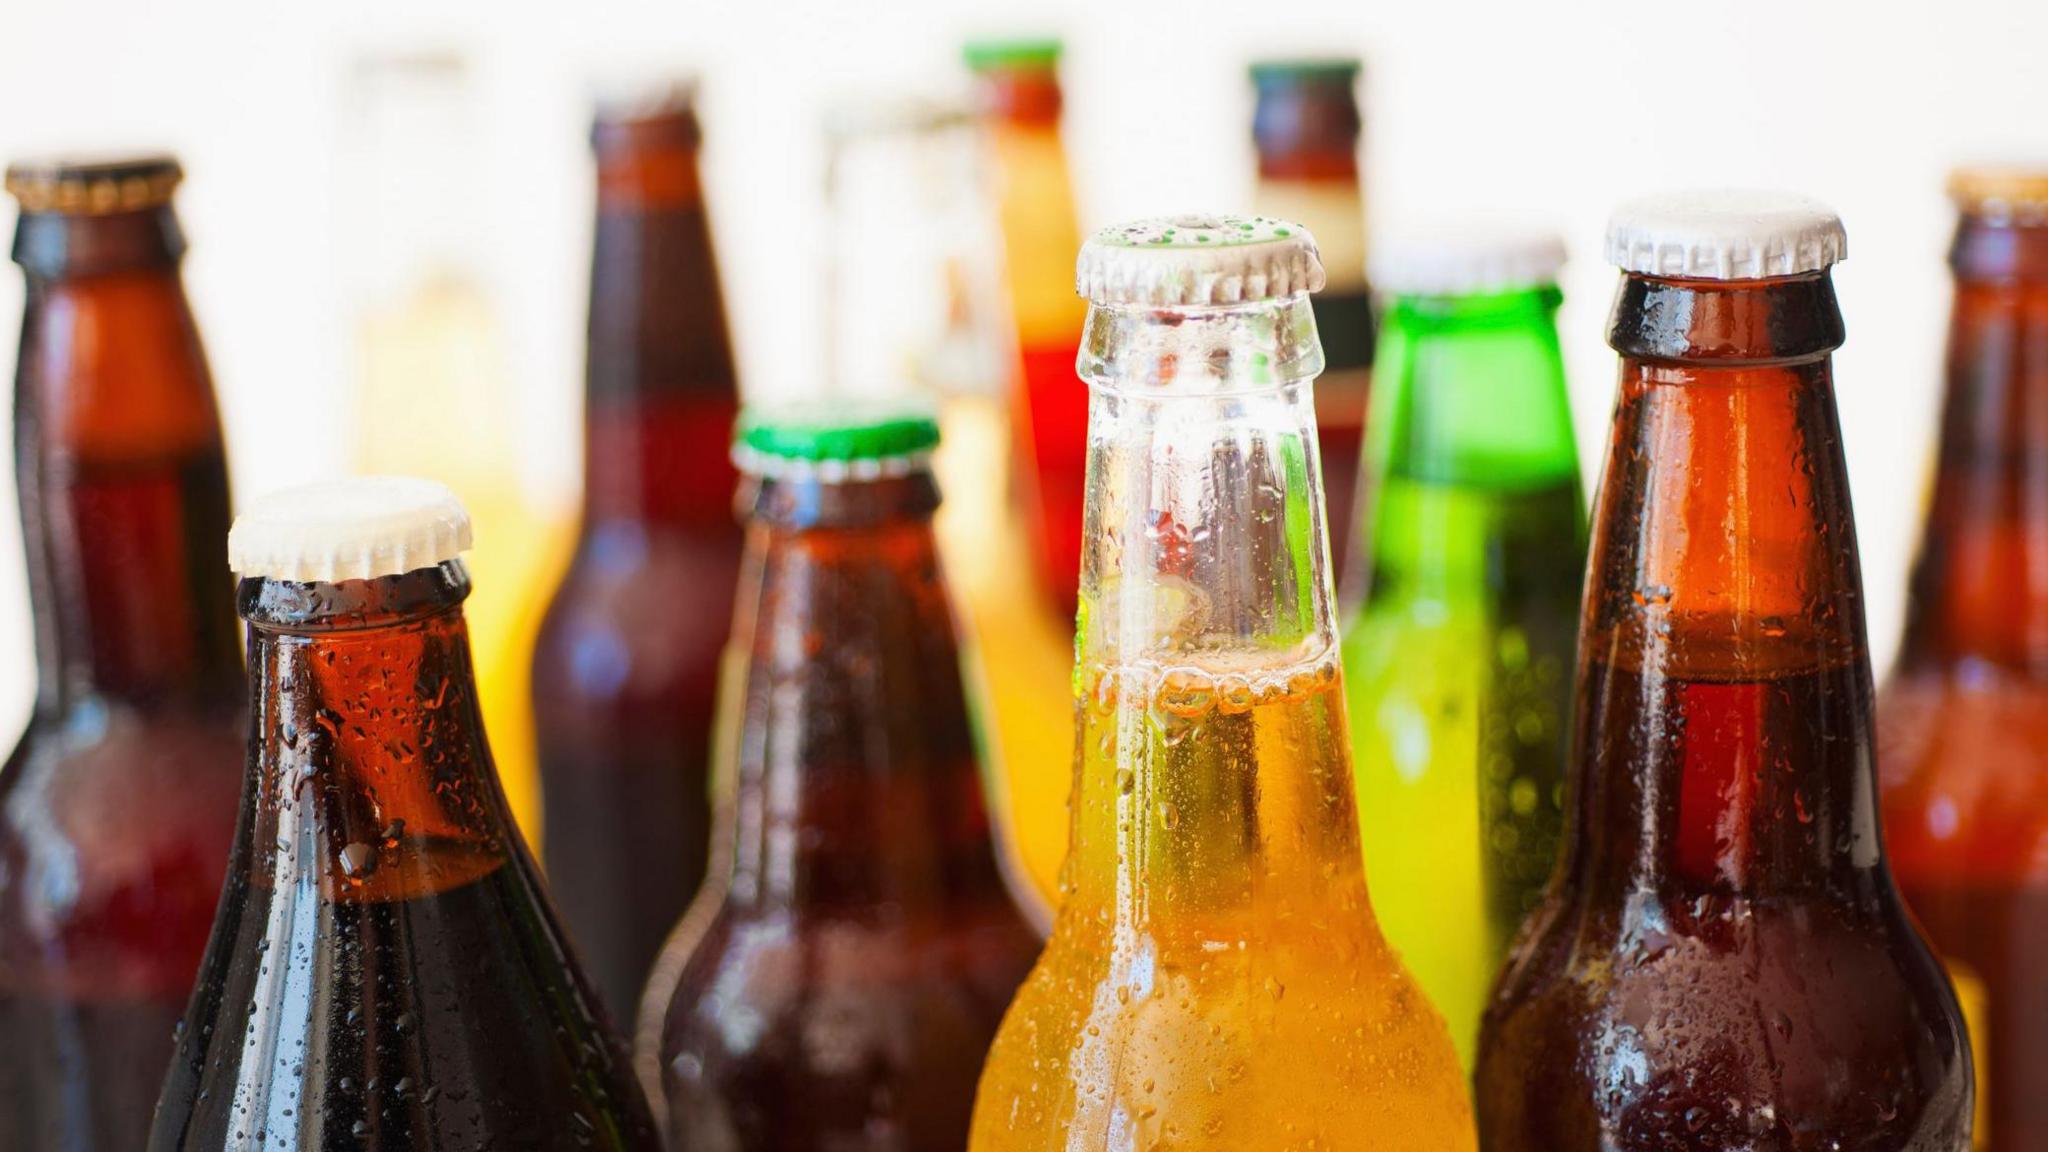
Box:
(1250, 58, 1373, 573)
(0, 155, 244, 1151)
(646, 413, 1040, 1149)
(150, 480, 659, 1149)
(531, 89, 745, 1023)
(1477, 193, 1973, 1151)
(1882, 169, 2048, 1152)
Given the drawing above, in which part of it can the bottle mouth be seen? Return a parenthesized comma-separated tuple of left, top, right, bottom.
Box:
(1078, 296, 1326, 395)
(239, 562, 471, 633)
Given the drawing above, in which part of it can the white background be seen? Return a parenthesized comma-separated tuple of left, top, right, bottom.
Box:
(2, 0, 2044, 738)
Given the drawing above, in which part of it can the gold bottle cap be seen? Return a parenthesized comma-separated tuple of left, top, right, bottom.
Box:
(1948, 166, 2048, 222)
(4, 153, 183, 216)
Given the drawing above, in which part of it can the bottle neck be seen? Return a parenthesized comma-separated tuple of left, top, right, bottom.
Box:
(1355, 286, 1579, 594)
(1066, 297, 1361, 922)
(1251, 83, 1360, 182)
(238, 565, 513, 900)
(584, 140, 739, 528)
(977, 68, 1062, 126)
(13, 206, 241, 713)
(720, 468, 1013, 918)
(1570, 272, 1881, 898)
(1896, 214, 2048, 675)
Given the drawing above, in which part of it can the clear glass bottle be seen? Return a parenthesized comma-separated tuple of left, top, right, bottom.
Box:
(969, 215, 1473, 1151)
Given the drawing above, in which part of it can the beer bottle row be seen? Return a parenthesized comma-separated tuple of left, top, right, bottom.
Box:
(1, 57, 2045, 1152)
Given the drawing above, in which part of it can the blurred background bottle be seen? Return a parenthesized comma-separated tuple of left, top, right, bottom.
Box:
(154, 479, 660, 1150)
(970, 216, 1473, 1150)
(967, 38, 1089, 620)
(1340, 233, 1580, 1067)
(340, 50, 568, 840)
(818, 96, 1062, 925)
(1250, 57, 1373, 570)
(1478, 192, 1971, 1150)
(1881, 166, 2048, 1152)
(0, 155, 245, 1150)
(964, 37, 1092, 918)
(646, 408, 1040, 1149)
(529, 86, 745, 1025)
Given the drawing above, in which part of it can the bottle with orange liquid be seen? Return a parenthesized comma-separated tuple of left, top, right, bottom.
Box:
(965, 37, 1093, 918)
(968, 215, 1474, 1150)
(1881, 166, 2048, 1152)
(341, 50, 569, 840)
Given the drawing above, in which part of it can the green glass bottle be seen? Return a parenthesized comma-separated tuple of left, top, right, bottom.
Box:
(1339, 233, 1584, 1067)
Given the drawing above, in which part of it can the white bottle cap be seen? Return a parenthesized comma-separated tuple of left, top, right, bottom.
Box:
(1370, 229, 1567, 297)
(1605, 190, 1846, 280)
(1076, 213, 1326, 307)
(229, 476, 473, 583)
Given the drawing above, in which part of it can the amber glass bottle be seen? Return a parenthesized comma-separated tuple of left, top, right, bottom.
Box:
(647, 408, 1039, 1148)
(1478, 191, 1972, 1150)
(151, 478, 659, 1150)
(530, 88, 745, 1023)
(0, 155, 243, 1151)
(1882, 167, 2048, 1152)
(1250, 58, 1372, 570)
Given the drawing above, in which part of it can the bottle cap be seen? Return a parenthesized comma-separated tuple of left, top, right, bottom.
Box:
(228, 477, 473, 583)
(591, 78, 701, 152)
(1248, 58, 1362, 87)
(1948, 165, 2048, 223)
(962, 38, 1062, 72)
(734, 399, 941, 480)
(1605, 190, 1847, 280)
(1371, 230, 1567, 297)
(1077, 214, 1326, 307)
(4, 153, 183, 216)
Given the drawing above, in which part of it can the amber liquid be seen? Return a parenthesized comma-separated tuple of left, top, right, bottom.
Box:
(152, 839, 651, 1149)
(1480, 656, 1971, 1152)
(970, 653, 1474, 1151)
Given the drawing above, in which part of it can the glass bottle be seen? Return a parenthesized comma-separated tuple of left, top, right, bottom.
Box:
(964, 37, 1094, 916)
(1341, 233, 1582, 1066)
(1250, 57, 1373, 570)
(0, 155, 244, 1151)
(647, 407, 1041, 1149)
(968, 215, 1474, 1151)
(819, 96, 1064, 926)
(150, 478, 660, 1150)
(530, 85, 745, 1023)
(341, 49, 571, 840)
(1882, 166, 2048, 1152)
(1477, 190, 1972, 1150)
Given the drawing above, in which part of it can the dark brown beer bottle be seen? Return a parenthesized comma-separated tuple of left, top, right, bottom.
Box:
(645, 407, 1040, 1149)
(1249, 58, 1373, 573)
(531, 86, 744, 1023)
(150, 478, 659, 1150)
(0, 155, 243, 1151)
(1883, 167, 2048, 1152)
(1477, 191, 1973, 1150)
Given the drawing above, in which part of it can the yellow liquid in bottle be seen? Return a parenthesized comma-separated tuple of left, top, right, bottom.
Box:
(355, 275, 571, 843)
(970, 650, 1475, 1150)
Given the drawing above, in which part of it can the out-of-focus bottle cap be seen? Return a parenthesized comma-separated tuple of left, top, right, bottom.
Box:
(1371, 230, 1567, 297)
(962, 38, 1062, 72)
(229, 477, 473, 583)
(1077, 213, 1326, 307)
(1948, 166, 2048, 223)
(591, 78, 701, 150)
(4, 153, 183, 215)
(1248, 58, 1362, 87)
(1605, 190, 1846, 280)
(734, 398, 941, 480)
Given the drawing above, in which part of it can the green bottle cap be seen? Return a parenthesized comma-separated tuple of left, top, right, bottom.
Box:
(962, 37, 1063, 72)
(735, 400, 941, 476)
(1248, 57, 1362, 86)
